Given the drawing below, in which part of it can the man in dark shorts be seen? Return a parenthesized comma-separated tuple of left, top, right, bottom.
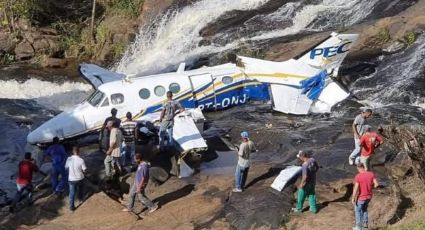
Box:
(122, 153, 158, 213)
(351, 162, 379, 230)
(159, 91, 184, 150)
(10, 152, 47, 212)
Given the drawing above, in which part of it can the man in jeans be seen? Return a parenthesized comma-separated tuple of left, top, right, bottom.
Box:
(65, 146, 87, 211)
(349, 109, 373, 165)
(159, 91, 184, 150)
(293, 151, 319, 214)
(352, 162, 379, 230)
(44, 137, 68, 194)
(120, 112, 138, 166)
(122, 153, 158, 213)
(10, 152, 47, 213)
(359, 125, 384, 171)
(233, 131, 256, 193)
(105, 121, 123, 179)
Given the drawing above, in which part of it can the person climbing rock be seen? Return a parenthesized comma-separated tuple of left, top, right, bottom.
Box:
(292, 150, 319, 214)
(349, 108, 373, 165)
(233, 131, 256, 193)
(351, 162, 379, 230)
(359, 125, 384, 171)
(10, 152, 47, 213)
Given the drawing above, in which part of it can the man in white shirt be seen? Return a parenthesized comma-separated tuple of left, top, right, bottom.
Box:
(105, 121, 123, 179)
(65, 146, 87, 211)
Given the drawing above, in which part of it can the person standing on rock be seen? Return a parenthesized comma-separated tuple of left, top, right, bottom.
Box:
(292, 150, 319, 214)
(359, 125, 383, 171)
(233, 131, 256, 193)
(159, 91, 184, 151)
(349, 108, 373, 165)
(44, 136, 68, 194)
(65, 146, 87, 211)
(10, 152, 47, 213)
(99, 108, 121, 152)
(120, 112, 138, 167)
(351, 162, 379, 230)
(122, 153, 158, 213)
(104, 121, 123, 179)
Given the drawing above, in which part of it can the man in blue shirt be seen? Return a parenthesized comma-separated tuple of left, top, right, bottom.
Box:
(44, 137, 68, 194)
(122, 153, 158, 213)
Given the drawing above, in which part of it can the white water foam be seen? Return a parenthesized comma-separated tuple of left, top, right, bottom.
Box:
(251, 0, 379, 41)
(116, 0, 379, 76)
(116, 0, 269, 75)
(0, 79, 92, 110)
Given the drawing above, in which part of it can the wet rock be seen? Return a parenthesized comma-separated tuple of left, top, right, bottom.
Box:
(225, 186, 292, 229)
(40, 56, 68, 68)
(14, 41, 35, 60)
(383, 41, 407, 54)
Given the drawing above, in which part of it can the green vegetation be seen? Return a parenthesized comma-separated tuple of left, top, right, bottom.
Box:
(104, 0, 144, 18)
(377, 27, 391, 43)
(111, 42, 126, 60)
(401, 31, 416, 46)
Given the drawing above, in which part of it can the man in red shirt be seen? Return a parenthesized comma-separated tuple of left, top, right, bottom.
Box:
(9, 152, 46, 213)
(351, 162, 379, 230)
(359, 125, 383, 171)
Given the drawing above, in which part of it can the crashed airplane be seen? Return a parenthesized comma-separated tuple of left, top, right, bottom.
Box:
(27, 32, 358, 153)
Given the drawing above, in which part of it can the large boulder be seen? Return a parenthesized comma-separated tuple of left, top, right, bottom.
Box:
(0, 32, 18, 52)
(14, 41, 35, 60)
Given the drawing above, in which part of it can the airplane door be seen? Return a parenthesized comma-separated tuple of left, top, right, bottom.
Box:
(188, 73, 216, 110)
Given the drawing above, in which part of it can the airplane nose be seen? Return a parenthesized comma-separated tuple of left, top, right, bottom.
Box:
(27, 111, 86, 144)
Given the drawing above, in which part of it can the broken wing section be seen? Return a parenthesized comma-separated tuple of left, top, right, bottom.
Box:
(173, 109, 208, 152)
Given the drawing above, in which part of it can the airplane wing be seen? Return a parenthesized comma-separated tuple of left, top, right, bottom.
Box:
(79, 63, 125, 88)
(140, 108, 208, 153)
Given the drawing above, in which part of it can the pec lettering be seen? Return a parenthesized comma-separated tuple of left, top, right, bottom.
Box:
(309, 42, 351, 59)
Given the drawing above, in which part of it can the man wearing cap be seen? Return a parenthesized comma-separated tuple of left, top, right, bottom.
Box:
(159, 91, 184, 150)
(99, 108, 121, 153)
(351, 162, 379, 230)
(233, 131, 256, 192)
(293, 151, 319, 214)
(349, 109, 372, 165)
(359, 125, 383, 171)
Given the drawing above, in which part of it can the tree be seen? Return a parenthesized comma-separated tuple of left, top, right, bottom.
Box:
(90, 0, 96, 42)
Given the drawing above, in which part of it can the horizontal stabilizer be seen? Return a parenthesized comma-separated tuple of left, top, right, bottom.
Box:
(79, 64, 125, 88)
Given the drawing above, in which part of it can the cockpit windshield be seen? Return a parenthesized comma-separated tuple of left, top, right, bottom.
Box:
(87, 90, 105, 107)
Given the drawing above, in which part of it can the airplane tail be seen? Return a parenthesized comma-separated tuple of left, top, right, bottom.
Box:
(295, 32, 359, 76)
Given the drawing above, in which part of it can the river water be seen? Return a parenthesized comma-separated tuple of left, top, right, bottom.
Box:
(0, 0, 423, 208)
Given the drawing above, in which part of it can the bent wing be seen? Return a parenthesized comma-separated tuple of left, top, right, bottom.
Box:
(79, 63, 125, 88)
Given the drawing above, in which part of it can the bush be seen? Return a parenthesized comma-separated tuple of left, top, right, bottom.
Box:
(402, 31, 416, 46)
(377, 27, 391, 43)
(103, 0, 144, 18)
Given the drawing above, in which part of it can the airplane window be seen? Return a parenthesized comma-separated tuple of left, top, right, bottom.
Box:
(88, 90, 105, 106)
(154, 86, 166, 96)
(139, 88, 150, 99)
(169, 83, 180, 94)
(222, 76, 233, 85)
(111, 93, 124, 105)
(101, 98, 109, 107)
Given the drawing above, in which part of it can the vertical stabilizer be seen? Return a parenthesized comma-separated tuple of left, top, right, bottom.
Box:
(296, 32, 358, 75)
